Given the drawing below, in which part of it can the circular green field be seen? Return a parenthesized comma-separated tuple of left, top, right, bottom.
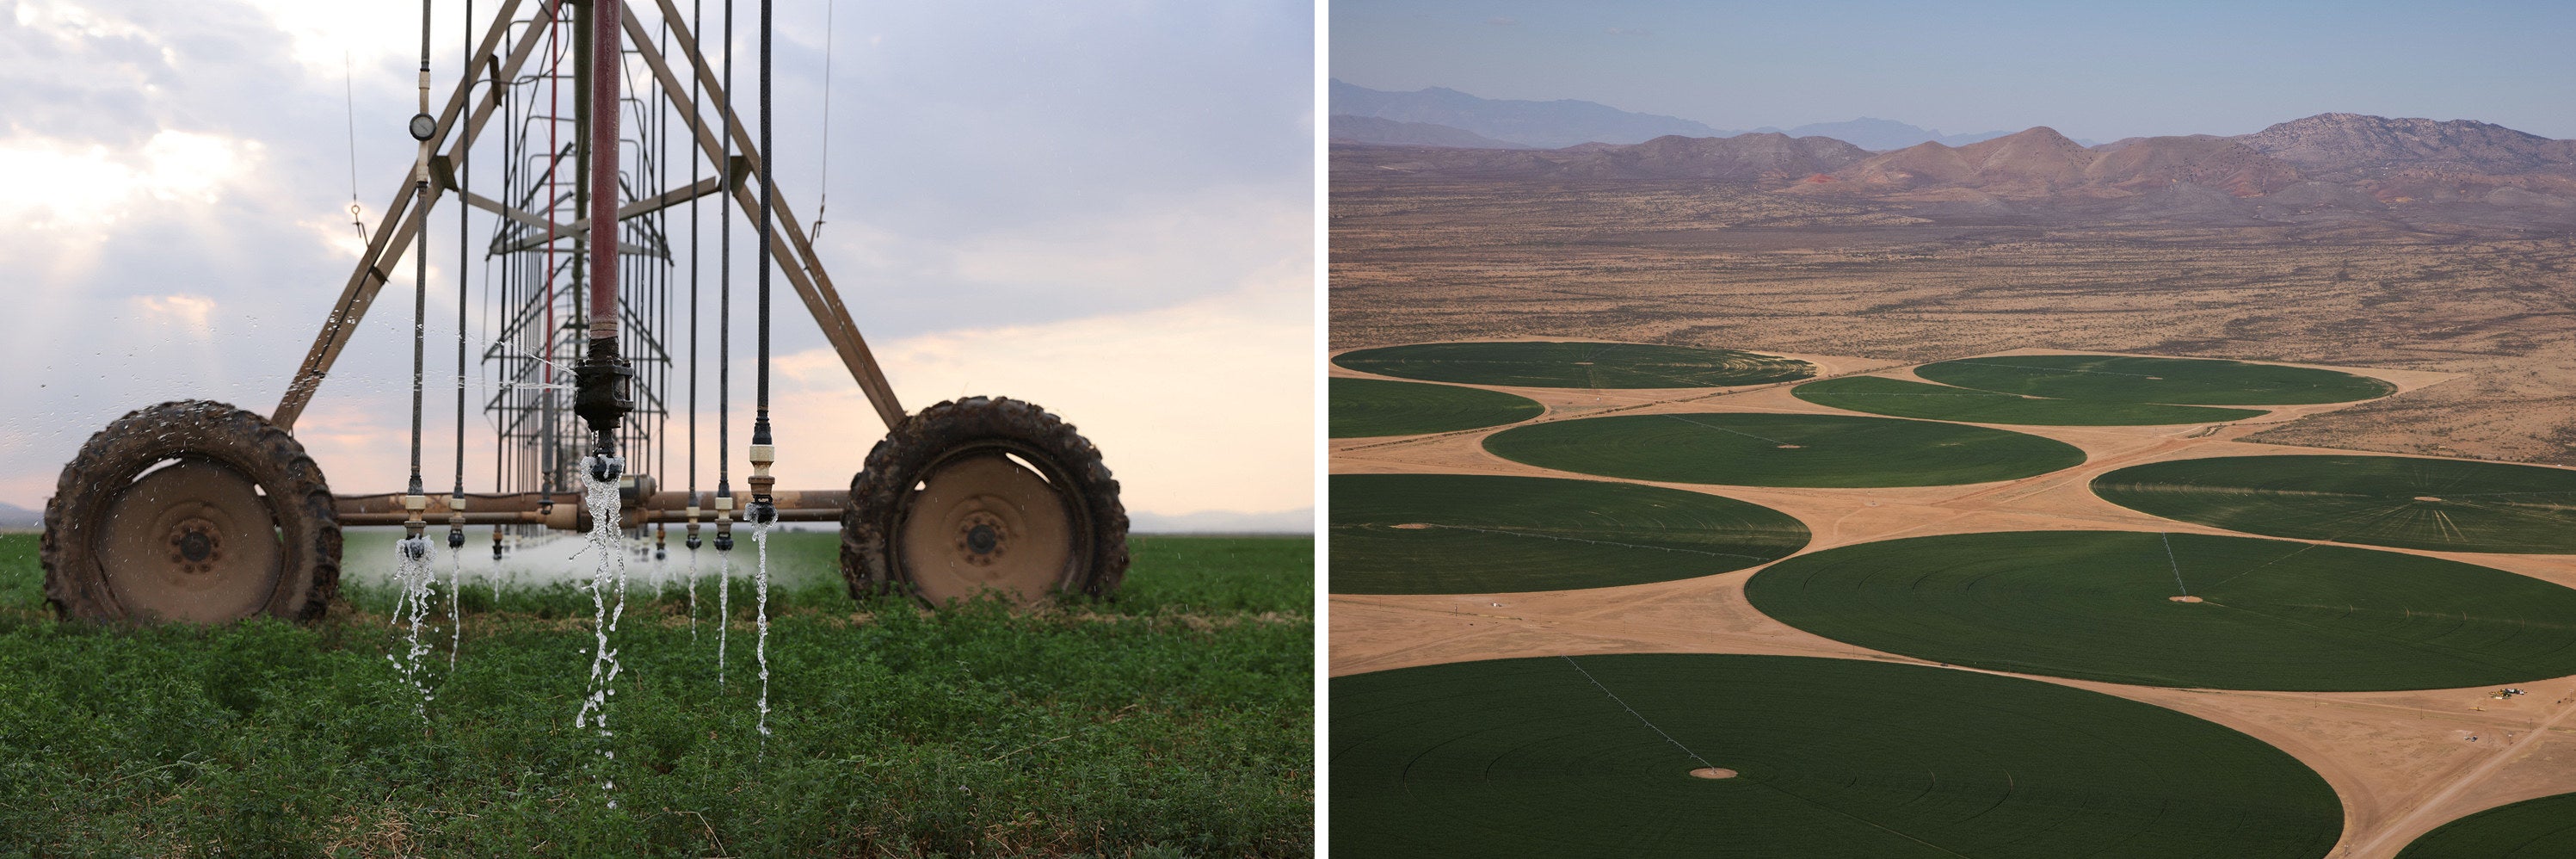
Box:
(1328, 473, 1809, 594)
(1794, 374, 2268, 426)
(1334, 341, 1815, 389)
(1333, 653, 2343, 858)
(2399, 793, 2576, 857)
(1329, 377, 1545, 438)
(1482, 412, 2086, 487)
(1914, 354, 2394, 405)
(1747, 530, 2576, 690)
(2094, 454, 2576, 554)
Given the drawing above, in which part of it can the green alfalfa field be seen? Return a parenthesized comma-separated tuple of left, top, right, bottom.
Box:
(0, 531, 1310, 856)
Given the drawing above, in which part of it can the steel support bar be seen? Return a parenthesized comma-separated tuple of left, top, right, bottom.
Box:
(625, 3, 907, 429)
(273, 0, 549, 430)
(336, 489, 847, 528)
(584, 0, 623, 344)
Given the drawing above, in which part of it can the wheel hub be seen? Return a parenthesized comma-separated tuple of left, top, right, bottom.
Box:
(96, 460, 280, 622)
(958, 514, 1006, 561)
(900, 453, 1074, 604)
(168, 520, 222, 572)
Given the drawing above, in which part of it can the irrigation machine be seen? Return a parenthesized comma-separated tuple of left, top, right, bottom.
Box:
(39, 0, 1128, 624)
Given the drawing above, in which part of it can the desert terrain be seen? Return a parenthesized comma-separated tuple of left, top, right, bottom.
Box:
(1331, 114, 2576, 855)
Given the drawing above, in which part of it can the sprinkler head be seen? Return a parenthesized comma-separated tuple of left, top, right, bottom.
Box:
(397, 536, 428, 562)
(587, 454, 625, 483)
(492, 542, 505, 560)
(748, 498, 778, 526)
(447, 527, 465, 549)
(686, 533, 702, 550)
(655, 547, 667, 560)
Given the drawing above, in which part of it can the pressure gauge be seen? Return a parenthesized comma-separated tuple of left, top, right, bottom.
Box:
(408, 113, 437, 140)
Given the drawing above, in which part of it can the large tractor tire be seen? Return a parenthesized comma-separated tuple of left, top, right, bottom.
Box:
(842, 397, 1127, 606)
(41, 400, 341, 624)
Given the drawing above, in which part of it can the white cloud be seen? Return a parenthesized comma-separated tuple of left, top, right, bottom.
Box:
(235, 0, 423, 81)
(0, 129, 262, 232)
(127, 294, 219, 334)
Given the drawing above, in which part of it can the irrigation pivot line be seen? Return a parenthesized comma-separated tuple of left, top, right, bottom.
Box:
(39, 0, 1130, 627)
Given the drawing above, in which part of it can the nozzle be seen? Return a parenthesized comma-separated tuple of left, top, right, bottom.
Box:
(397, 536, 428, 562)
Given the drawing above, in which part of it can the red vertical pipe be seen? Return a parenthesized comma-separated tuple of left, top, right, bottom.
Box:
(586, 0, 622, 343)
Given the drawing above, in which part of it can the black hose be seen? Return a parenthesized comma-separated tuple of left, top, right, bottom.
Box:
(714, 0, 734, 550)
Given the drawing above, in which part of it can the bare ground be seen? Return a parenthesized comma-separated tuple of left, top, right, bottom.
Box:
(1331, 178, 2576, 464)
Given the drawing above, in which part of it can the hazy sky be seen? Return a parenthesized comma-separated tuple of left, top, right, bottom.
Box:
(1334, 0, 2576, 141)
(0, 1, 1313, 522)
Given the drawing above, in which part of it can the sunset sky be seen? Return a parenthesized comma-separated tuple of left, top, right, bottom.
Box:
(0, 1, 1315, 528)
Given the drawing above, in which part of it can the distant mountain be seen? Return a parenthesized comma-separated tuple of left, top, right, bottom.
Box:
(1750, 118, 2019, 151)
(1330, 79, 1726, 149)
(0, 502, 39, 528)
(2229, 113, 2576, 176)
(1335, 111, 2576, 230)
(1329, 114, 1532, 150)
(1129, 508, 1313, 535)
(1330, 132, 1868, 182)
(1807, 127, 2306, 200)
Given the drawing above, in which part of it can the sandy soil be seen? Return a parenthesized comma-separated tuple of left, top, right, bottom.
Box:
(1329, 351, 2576, 858)
(1332, 179, 2576, 467)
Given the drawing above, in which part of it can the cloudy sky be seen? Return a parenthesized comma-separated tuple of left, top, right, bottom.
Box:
(0, 1, 1315, 527)
(1335, 0, 2576, 142)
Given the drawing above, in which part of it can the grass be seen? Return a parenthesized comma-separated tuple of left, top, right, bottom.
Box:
(1327, 378, 1544, 438)
(2397, 792, 2576, 857)
(1482, 411, 2086, 488)
(1331, 653, 2342, 858)
(2095, 454, 2576, 554)
(1328, 473, 1809, 594)
(1913, 354, 2394, 405)
(1332, 341, 1815, 389)
(0, 531, 1310, 857)
(1793, 374, 2266, 426)
(1746, 530, 2576, 691)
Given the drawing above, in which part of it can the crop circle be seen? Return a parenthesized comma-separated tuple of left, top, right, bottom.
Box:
(1334, 341, 1815, 389)
(2398, 792, 2576, 857)
(1794, 374, 2267, 425)
(1747, 530, 2576, 690)
(2093, 454, 2576, 554)
(1333, 653, 2342, 857)
(1483, 412, 2085, 487)
(1328, 377, 1544, 438)
(1330, 473, 1808, 594)
(1913, 354, 2393, 405)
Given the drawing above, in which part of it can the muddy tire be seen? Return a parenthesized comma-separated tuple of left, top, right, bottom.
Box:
(41, 400, 340, 624)
(841, 397, 1127, 606)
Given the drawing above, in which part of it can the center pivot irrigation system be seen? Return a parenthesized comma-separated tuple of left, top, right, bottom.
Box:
(39, 0, 1128, 625)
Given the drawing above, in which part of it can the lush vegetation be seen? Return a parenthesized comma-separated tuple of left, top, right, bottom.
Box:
(1793, 374, 2265, 425)
(1482, 411, 2086, 487)
(1747, 529, 2576, 690)
(1913, 354, 2394, 405)
(1333, 341, 1814, 389)
(2398, 792, 2576, 857)
(2096, 454, 2576, 554)
(0, 532, 1311, 856)
(1328, 473, 1808, 594)
(1326, 378, 1544, 438)
(1332, 653, 2341, 857)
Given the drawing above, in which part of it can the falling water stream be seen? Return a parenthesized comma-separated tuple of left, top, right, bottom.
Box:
(572, 469, 627, 806)
(388, 537, 438, 719)
(752, 520, 773, 752)
(717, 547, 730, 689)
